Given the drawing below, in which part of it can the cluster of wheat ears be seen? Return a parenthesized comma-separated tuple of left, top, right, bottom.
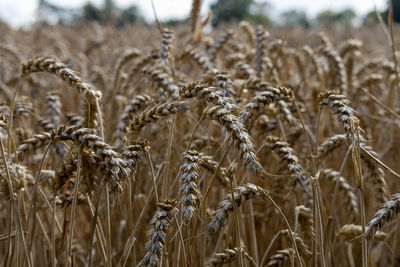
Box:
(0, 6, 400, 267)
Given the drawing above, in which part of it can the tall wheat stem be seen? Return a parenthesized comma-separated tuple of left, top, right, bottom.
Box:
(294, 100, 326, 266)
(262, 191, 303, 267)
(106, 183, 112, 267)
(27, 144, 51, 254)
(52, 191, 57, 267)
(66, 151, 82, 265)
(0, 138, 31, 267)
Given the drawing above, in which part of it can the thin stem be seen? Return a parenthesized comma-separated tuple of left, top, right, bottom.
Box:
(151, 0, 163, 34)
(174, 215, 187, 267)
(118, 162, 165, 267)
(4, 201, 12, 267)
(295, 98, 325, 266)
(201, 141, 233, 207)
(277, 117, 287, 142)
(328, 148, 351, 218)
(38, 188, 62, 232)
(260, 231, 282, 266)
(0, 138, 31, 267)
(67, 151, 82, 263)
(52, 191, 57, 267)
(352, 123, 367, 267)
(7, 76, 22, 153)
(146, 150, 159, 203)
(293, 99, 316, 174)
(229, 176, 244, 267)
(94, 97, 105, 140)
(360, 88, 400, 121)
(87, 186, 108, 267)
(106, 184, 112, 267)
(262, 191, 303, 267)
(314, 177, 326, 267)
(186, 112, 205, 151)
(163, 114, 176, 198)
(390, 221, 399, 267)
(359, 187, 367, 267)
(315, 107, 322, 165)
(27, 144, 51, 254)
(249, 200, 259, 265)
(388, 1, 400, 106)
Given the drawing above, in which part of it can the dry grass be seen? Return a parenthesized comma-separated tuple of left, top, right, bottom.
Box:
(0, 16, 400, 267)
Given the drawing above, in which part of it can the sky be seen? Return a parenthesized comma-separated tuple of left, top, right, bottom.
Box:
(0, 0, 388, 28)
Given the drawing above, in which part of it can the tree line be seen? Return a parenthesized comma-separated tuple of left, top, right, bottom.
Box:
(15, 0, 400, 28)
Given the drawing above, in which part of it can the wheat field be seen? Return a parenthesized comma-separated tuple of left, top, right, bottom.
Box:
(0, 10, 400, 267)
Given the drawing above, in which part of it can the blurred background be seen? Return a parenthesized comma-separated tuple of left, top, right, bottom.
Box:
(0, 0, 397, 29)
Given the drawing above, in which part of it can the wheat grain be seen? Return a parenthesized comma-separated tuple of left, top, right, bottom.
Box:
(338, 224, 387, 241)
(115, 94, 152, 142)
(267, 248, 292, 267)
(137, 199, 178, 267)
(365, 193, 400, 240)
(128, 100, 188, 136)
(22, 56, 101, 103)
(179, 150, 202, 223)
(319, 168, 359, 220)
(265, 135, 305, 185)
(207, 105, 262, 173)
(208, 183, 264, 232)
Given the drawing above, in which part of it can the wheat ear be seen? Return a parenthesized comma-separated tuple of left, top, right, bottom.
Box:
(179, 150, 202, 223)
(317, 134, 347, 159)
(137, 199, 178, 267)
(255, 26, 268, 78)
(240, 84, 294, 122)
(115, 94, 152, 142)
(207, 105, 262, 173)
(208, 31, 233, 62)
(208, 183, 264, 232)
(280, 229, 311, 259)
(320, 168, 359, 219)
(22, 56, 100, 103)
(295, 205, 315, 245)
(338, 224, 386, 241)
(180, 83, 238, 111)
(128, 100, 188, 136)
(267, 248, 292, 266)
(181, 47, 214, 72)
(122, 139, 150, 170)
(206, 247, 256, 267)
(111, 48, 141, 90)
(319, 45, 348, 94)
(265, 135, 305, 185)
(364, 193, 400, 240)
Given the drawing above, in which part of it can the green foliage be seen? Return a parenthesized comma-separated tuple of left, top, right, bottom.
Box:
(83, 2, 105, 23)
(390, 0, 400, 23)
(81, 0, 143, 26)
(116, 5, 142, 27)
(210, 0, 273, 27)
(316, 8, 356, 27)
(363, 0, 399, 26)
(280, 10, 310, 28)
(164, 18, 188, 27)
(103, 0, 117, 23)
(246, 1, 274, 27)
(363, 10, 387, 26)
(211, 0, 253, 27)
